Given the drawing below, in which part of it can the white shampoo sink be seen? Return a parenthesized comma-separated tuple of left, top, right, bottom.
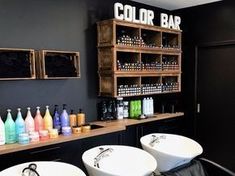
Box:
(0, 161, 86, 176)
(82, 145, 157, 176)
(140, 133, 203, 172)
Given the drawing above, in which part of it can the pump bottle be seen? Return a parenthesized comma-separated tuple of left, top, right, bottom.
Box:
(44, 106, 53, 130)
(69, 110, 77, 127)
(5, 109, 16, 144)
(15, 108, 25, 141)
(60, 104, 69, 127)
(25, 107, 35, 133)
(34, 106, 44, 131)
(0, 116, 5, 145)
(77, 108, 85, 126)
(53, 105, 61, 132)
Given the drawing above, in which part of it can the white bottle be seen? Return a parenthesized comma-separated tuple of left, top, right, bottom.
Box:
(117, 97, 124, 120)
(25, 107, 35, 133)
(142, 98, 147, 115)
(0, 116, 5, 145)
(149, 97, 154, 115)
(146, 97, 150, 115)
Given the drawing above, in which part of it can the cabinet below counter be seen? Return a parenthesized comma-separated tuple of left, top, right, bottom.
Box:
(0, 112, 183, 155)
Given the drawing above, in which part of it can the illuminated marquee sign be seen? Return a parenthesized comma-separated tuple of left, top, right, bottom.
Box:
(114, 2, 181, 30)
(114, 2, 154, 25)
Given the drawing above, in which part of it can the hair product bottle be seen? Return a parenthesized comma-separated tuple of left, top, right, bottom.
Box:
(60, 104, 69, 127)
(5, 109, 16, 144)
(25, 107, 35, 133)
(44, 106, 53, 130)
(53, 105, 61, 133)
(0, 115, 5, 145)
(69, 110, 77, 127)
(15, 108, 25, 141)
(77, 108, 85, 126)
(34, 106, 44, 131)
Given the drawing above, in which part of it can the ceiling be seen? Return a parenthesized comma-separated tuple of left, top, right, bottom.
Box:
(131, 0, 222, 10)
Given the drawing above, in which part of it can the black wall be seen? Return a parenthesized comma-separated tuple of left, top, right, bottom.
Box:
(175, 0, 235, 170)
(0, 0, 169, 121)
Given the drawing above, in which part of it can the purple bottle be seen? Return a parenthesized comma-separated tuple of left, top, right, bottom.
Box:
(60, 104, 69, 127)
(53, 105, 61, 133)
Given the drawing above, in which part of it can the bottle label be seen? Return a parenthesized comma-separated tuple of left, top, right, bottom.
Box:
(28, 126, 35, 133)
(17, 125, 25, 133)
(117, 107, 124, 119)
(6, 130, 16, 142)
(123, 110, 128, 118)
(54, 120, 61, 128)
(54, 125, 61, 133)
(0, 132, 5, 143)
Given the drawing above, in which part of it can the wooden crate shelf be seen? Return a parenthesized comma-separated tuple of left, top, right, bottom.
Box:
(37, 50, 80, 79)
(97, 19, 182, 97)
(99, 73, 181, 97)
(98, 47, 181, 73)
(97, 19, 181, 49)
(0, 48, 36, 80)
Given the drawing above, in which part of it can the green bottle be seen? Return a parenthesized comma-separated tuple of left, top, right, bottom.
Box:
(134, 100, 139, 119)
(137, 100, 142, 117)
(5, 109, 16, 144)
(130, 101, 135, 118)
(15, 108, 25, 141)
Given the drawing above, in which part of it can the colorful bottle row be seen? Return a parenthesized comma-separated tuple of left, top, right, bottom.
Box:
(0, 105, 85, 145)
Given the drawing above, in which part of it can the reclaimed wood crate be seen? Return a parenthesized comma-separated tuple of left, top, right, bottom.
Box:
(37, 50, 80, 79)
(0, 48, 35, 80)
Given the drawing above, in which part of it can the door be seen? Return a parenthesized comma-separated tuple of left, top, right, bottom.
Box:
(196, 42, 235, 171)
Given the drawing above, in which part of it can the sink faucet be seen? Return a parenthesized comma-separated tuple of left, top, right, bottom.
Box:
(149, 135, 166, 147)
(22, 163, 40, 176)
(94, 147, 114, 168)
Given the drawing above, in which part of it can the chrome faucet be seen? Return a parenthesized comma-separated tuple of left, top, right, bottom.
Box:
(94, 147, 114, 168)
(149, 135, 166, 147)
(22, 163, 39, 176)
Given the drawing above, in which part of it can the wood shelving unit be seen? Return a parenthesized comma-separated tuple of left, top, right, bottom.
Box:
(97, 19, 182, 97)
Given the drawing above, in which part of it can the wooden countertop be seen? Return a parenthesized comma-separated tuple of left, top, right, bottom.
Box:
(92, 112, 184, 127)
(0, 112, 183, 155)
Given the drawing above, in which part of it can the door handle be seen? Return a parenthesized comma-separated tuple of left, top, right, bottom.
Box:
(197, 103, 200, 113)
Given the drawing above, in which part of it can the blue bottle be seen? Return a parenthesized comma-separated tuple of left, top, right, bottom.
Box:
(5, 109, 16, 144)
(53, 105, 61, 133)
(15, 108, 25, 141)
(60, 104, 69, 127)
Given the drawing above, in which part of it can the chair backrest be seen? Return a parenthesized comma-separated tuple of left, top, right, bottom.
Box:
(199, 158, 235, 176)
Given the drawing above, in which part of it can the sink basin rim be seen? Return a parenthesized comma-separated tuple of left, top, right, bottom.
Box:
(140, 133, 203, 159)
(0, 161, 86, 176)
(82, 145, 157, 176)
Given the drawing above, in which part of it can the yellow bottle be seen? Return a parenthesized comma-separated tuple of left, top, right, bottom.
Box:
(77, 108, 85, 126)
(69, 110, 77, 127)
(44, 106, 53, 130)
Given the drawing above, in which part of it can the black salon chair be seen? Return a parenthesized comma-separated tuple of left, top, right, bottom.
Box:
(199, 158, 235, 176)
(161, 158, 235, 176)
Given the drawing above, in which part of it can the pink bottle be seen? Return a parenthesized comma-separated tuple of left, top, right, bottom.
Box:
(25, 107, 35, 133)
(34, 106, 43, 131)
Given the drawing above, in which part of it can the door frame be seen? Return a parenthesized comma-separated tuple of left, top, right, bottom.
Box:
(194, 40, 235, 137)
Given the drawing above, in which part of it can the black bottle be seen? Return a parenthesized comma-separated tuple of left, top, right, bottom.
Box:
(111, 100, 117, 119)
(106, 100, 113, 120)
(98, 101, 107, 121)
